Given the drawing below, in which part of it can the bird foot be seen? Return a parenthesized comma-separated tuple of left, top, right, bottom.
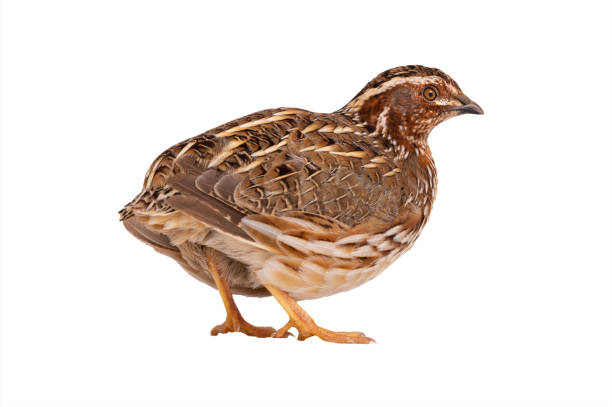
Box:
(273, 320, 375, 344)
(211, 314, 291, 338)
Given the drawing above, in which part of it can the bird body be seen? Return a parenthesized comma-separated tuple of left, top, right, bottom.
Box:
(120, 65, 483, 342)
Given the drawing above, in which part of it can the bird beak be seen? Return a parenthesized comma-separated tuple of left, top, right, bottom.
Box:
(449, 94, 484, 115)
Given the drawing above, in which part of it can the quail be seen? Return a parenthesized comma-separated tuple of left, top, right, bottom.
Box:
(119, 65, 483, 344)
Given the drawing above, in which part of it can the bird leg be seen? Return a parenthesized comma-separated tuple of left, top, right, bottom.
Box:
(264, 284, 375, 344)
(206, 255, 288, 338)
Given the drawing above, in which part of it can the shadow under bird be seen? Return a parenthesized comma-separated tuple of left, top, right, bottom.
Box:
(119, 65, 483, 343)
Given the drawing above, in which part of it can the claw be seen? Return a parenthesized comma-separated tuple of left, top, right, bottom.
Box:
(264, 284, 375, 344)
(274, 318, 374, 344)
(210, 314, 284, 338)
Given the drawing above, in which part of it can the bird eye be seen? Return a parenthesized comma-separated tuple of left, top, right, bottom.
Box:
(422, 86, 438, 102)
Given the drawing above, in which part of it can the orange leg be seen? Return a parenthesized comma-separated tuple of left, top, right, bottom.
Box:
(264, 284, 375, 344)
(206, 255, 288, 338)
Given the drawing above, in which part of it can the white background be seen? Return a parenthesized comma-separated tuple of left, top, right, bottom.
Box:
(1, 1, 610, 406)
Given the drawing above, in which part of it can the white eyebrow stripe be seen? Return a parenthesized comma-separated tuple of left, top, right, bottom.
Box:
(347, 75, 445, 111)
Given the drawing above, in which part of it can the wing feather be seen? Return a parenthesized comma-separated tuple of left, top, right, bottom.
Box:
(167, 173, 253, 242)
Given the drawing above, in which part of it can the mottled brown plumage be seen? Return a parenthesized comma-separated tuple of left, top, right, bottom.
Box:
(119, 65, 483, 343)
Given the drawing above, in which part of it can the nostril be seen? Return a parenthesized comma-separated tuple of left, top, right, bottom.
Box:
(456, 94, 472, 106)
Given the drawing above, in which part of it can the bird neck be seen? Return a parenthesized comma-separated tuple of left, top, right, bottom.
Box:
(339, 100, 437, 205)
(372, 105, 431, 160)
(341, 99, 431, 158)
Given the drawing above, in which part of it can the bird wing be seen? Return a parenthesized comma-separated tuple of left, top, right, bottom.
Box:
(121, 108, 410, 245)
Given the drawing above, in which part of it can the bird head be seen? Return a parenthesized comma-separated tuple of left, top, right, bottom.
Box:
(341, 65, 483, 152)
